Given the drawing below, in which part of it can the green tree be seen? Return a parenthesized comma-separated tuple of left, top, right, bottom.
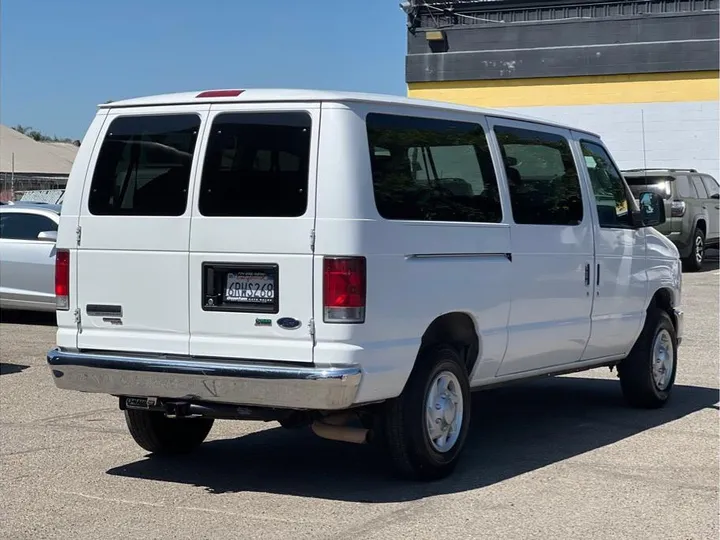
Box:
(12, 124, 79, 145)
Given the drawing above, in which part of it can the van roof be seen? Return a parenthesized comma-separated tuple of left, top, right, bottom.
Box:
(99, 88, 600, 138)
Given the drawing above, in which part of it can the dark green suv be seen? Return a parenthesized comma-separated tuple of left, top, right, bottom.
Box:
(623, 169, 720, 271)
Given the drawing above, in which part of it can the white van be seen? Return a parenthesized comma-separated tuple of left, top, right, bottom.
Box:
(47, 89, 683, 480)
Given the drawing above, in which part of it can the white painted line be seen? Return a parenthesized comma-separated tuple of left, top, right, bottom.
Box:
(57, 490, 321, 524)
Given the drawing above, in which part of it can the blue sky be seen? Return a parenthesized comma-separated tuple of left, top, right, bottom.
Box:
(1, 0, 408, 139)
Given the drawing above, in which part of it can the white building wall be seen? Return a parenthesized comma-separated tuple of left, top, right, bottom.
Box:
(507, 101, 720, 181)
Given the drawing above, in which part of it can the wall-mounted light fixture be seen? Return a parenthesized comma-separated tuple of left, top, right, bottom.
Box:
(425, 30, 446, 41)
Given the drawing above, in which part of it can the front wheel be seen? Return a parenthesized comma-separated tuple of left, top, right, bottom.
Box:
(124, 409, 214, 454)
(618, 308, 678, 408)
(381, 345, 471, 481)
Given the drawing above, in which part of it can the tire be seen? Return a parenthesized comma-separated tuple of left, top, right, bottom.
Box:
(381, 345, 471, 481)
(618, 308, 677, 409)
(124, 409, 214, 454)
(683, 228, 705, 272)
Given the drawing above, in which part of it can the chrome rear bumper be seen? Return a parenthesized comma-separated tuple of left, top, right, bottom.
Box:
(47, 348, 362, 410)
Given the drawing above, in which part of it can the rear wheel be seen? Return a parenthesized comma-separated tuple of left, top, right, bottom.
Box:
(381, 345, 471, 481)
(618, 308, 677, 408)
(683, 228, 705, 272)
(124, 409, 214, 454)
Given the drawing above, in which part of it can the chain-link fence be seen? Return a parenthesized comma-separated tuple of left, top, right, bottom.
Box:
(0, 172, 68, 202)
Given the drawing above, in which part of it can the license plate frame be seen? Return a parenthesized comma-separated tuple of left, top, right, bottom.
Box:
(202, 262, 280, 314)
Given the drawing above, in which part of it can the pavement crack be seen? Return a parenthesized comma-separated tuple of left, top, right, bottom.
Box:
(0, 421, 127, 435)
(36, 407, 117, 424)
(0, 445, 63, 457)
(568, 462, 718, 493)
(320, 498, 434, 539)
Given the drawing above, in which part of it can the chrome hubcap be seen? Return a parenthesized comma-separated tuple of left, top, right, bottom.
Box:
(652, 329, 674, 391)
(695, 236, 704, 264)
(425, 371, 463, 453)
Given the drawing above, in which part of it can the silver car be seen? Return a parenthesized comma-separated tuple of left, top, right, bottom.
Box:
(0, 202, 61, 312)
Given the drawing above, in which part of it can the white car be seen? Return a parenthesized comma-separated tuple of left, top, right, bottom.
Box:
(0, 202, 61, 312)
(46, 89, 683, 480)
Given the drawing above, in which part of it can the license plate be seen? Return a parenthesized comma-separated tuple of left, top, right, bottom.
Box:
(224, 271, 275, 304)
(125, 397, 159, 410)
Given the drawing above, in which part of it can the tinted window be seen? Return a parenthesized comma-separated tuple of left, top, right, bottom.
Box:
(701, 175, 720, 197)
(494, 125, 583, 226)
(625, 175, 674, 199)
(691, 175, 709, 198)
(675, 176, 696, 198)
(89, 115, 200, 216)
(366, 113, 502, 223)
(199, 112, 311, 217)
(580, 141, 632, 228)
(0, 213, 57, 240)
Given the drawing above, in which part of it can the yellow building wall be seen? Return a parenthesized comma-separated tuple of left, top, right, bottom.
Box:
(407, 71, 720, 108)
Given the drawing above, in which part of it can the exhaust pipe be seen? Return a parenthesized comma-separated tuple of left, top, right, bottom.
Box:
(311, 415, 369, 444)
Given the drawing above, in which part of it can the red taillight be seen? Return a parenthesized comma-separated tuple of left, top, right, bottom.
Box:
(55, 249, 70, 311)
(323, 257, 366, 323)
(196, 89, 244, 98)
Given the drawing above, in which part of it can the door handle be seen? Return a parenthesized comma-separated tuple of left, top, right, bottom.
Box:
(596, 264, 600, 286)
(584, 263, 590, 286)
(86, 304, 123, 317)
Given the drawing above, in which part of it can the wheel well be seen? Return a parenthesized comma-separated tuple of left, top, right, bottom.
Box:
(419, 312, 479, 375)
(696, 220, 706, 234)
(649, 288, 676, 331)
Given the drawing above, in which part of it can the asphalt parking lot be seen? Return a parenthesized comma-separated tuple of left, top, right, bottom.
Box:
(1, 258, 718, 540)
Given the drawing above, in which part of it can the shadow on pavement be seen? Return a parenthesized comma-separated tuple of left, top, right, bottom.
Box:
(107, 376, 718, 502)
(0, 362, 30, 375)
(0, 310, 56, 326)
(692, 249, 720, 272)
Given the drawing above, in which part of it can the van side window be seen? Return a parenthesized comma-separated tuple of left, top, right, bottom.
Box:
(199, 112, 311, 217)
(366, 113, 502, 223)
(88, 115, 200, 216)
(494, 125, 583, 226)
(579, 141, 632, 228)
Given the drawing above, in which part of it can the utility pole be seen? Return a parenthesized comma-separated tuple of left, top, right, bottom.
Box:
(11, 152, 15, 201)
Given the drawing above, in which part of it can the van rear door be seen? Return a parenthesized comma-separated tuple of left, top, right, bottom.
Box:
(76, 105, 209, 355)
(188, 103, 319, 363)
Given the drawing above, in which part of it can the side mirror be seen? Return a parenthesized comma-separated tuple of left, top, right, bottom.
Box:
(710, 193, 720, 200)
(37, 230, 58, 242)
(638, 192, 666, 227)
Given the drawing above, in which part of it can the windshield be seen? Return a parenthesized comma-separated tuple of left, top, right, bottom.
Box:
(624, 175, 673, 199)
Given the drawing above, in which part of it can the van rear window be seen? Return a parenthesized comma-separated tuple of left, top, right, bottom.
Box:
(198, 112, 311, 217)
(88, 114, 200, 216)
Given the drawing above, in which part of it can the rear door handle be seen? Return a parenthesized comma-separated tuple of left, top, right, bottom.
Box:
(596, 264, 600, 286)
(584, 263, 590, 286)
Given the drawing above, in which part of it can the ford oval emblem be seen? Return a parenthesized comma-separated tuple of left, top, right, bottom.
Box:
(277, 317, 301, 330)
